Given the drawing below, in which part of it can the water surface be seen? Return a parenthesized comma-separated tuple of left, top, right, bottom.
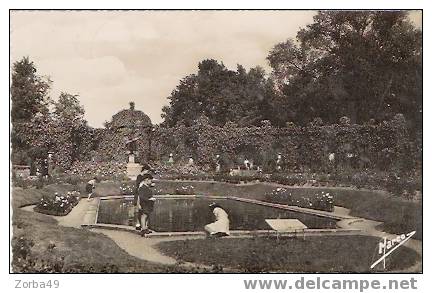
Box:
(97, 197, 338, 232)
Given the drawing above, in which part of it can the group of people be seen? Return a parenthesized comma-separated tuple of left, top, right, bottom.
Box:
(132, 164, 230, 237)
(215, 154, 284, 173)
(84, 165, 156, 235)
(167, 153, 195, 168)
(85, 159, 231, 237)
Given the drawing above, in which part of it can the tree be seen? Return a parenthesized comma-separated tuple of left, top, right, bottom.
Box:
(11, 57, 51, 122)
(161, 59, 273, 127)
(53, 93, 92, 165)
(54, 93, 85, 122)
(11, 57, 51, 164)
(267, 11, 422, 129)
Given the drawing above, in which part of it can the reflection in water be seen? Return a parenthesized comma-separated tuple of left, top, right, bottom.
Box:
(97, 198, 338, 232)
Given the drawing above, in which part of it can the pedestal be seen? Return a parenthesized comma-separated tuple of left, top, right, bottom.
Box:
(126, 154, 141, 180)
(127, 163, 142, 180)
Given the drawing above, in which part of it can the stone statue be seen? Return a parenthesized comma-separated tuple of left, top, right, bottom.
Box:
(126, 137, 139, 155)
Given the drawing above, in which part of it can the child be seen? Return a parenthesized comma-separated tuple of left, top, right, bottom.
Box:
(86, 177, 97, 201)
(135, 163, 153, 193)
(133, 174, 155, 236)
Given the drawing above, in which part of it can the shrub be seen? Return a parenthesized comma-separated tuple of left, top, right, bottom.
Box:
(64, 175, 81, 186)
(384, 173, 420, 199)
(120, 182, 135, 195)
(12, 236, 34, 262)
(265, 188, 334, 212)
(174, 185, 195, 195)
(12, 177, 35, 189)
(35, 177, 45, 189)
(11, 237, 121, 273)
(265, 187, 293, 203)
(34, 191, 80, 216)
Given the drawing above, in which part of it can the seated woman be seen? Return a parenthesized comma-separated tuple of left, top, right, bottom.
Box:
(204, 203, 230, 237)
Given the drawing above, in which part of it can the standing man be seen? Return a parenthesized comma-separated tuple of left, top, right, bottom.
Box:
(133, 173, 155, 236)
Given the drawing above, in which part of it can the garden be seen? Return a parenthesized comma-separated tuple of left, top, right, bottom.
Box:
(10, 10, 422, 273)
(11, 114, 423, 271)
(11, 173, 422, 273)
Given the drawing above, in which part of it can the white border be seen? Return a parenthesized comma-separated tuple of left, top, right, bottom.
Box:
(2, 1, 430, 292)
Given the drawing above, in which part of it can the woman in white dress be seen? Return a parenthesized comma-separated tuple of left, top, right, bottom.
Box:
(204, 203, 230, 237)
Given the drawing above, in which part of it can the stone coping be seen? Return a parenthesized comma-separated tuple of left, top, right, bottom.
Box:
(98, 194, 227, 200)
(97, 194, 350, 220)
(231, 197, 352, 220)
(84, 222, 362, 238)
(86, 194, 360, 237)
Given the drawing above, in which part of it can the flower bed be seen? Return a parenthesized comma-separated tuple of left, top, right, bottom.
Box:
(265, 188, 334, 212)
(34, 191, 80, 216)
(174, 185, 195, 195)
(160, 171, 421, 199)
(120, 182, 135, 195)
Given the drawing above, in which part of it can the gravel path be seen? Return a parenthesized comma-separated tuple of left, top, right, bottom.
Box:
(22, 199, 90, 228)
(92, 229, 178, 265)
(21, 200, 183, 266)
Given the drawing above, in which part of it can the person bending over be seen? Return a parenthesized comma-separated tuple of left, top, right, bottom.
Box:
(204, 203, 230, 238)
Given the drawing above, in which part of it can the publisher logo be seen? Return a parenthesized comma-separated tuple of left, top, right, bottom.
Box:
(370, 231, 416, 269)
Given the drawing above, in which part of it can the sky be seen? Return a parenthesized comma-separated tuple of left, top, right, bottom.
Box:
(10, 10, 422, 128)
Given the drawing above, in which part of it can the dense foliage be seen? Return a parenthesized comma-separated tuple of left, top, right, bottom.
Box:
(11, 57, 51, 171)
(161, 60, 274, 127)
(152, 114, 415, 174)
(11, 58, 95, 171)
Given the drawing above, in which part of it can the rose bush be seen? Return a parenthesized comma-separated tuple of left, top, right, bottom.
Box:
(174, 185, 195, 195)
(265, 188, 334, 212)
(120, 182, 135, 195)
(35, 191, 80, 216)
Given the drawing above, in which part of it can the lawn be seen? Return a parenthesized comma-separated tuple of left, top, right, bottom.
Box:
(157, 236, 420, 273)
(330, 189, 422, 240)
